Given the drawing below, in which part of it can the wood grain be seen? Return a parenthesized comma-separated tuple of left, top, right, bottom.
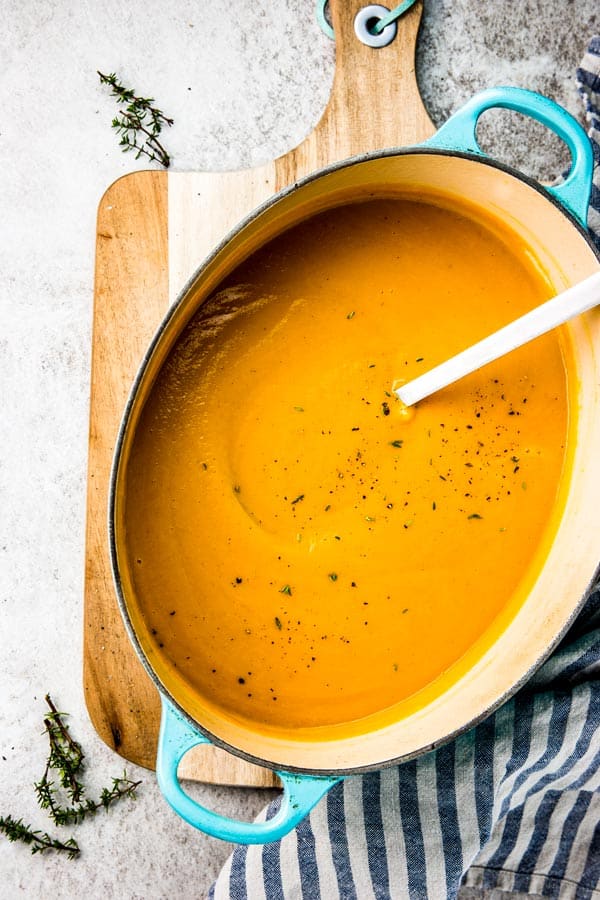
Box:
(85, 172, 167, 769)
(84, 0, 433, 786)
(168, 166, 276, 303)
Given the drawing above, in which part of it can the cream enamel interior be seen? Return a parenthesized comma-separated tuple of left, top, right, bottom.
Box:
(113, 151, 600, 772)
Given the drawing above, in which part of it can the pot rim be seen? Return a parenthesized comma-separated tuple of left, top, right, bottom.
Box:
(108, 144, 600, 776)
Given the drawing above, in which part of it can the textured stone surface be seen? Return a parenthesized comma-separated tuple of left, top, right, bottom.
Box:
(0, 1, 598, 897)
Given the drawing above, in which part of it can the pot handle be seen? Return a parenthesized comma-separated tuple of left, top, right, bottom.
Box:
(422, 86, 593, 227)
(156, 697, 342, 844)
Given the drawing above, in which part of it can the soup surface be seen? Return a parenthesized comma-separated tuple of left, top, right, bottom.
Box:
(122, 196, 570, 735)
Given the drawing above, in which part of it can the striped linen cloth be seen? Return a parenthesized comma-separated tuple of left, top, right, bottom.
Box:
(210, 40, 600, 900)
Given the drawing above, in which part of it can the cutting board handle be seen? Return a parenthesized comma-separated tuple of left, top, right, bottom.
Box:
(276, 0, 434, 183)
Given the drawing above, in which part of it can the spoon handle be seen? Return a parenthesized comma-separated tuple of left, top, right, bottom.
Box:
(396, 270, 600, 407)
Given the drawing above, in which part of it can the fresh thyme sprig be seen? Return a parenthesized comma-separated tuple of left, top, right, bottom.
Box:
(0, 815, 80, 860)
(33, 694, 86, 822)
(34, 695, 141, 827)
(1, 694, 142, 859)
(42, 694, 85, 802)
(37, 776, 141, 827)
(98, 71, 174, 168)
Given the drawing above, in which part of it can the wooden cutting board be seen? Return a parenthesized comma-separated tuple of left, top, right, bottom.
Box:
(84, 0, 434, 787)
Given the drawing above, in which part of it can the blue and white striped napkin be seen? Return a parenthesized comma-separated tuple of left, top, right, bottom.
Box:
(579, 36, 600, 248)
(211, 39, 600, 900)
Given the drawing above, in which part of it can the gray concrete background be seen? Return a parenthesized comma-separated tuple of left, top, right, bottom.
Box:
(0, 1, 598, 897)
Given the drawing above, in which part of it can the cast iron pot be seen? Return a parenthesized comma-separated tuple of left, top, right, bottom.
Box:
(110, 87, 600, 843)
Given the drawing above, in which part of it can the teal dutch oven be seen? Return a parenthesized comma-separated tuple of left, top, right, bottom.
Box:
(110, 87, 600, 843)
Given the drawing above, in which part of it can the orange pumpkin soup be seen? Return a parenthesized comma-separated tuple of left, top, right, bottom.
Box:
(122, 197, 571, 734)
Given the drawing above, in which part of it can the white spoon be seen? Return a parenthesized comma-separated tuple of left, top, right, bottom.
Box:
(395, 270, 600, 407)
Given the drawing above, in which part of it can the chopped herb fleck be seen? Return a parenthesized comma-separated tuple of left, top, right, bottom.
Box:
(280, 585, 292, 596)
(346, 311, 356, 320)
(291, 494, 305, 505)
(328, 573, 338, 582)
(468, 513, 482, 519)
(294, 406, 304, 412)
(382, 401, 390, 416)
(416, 357, 424, 362)
(233, 484, 241, 494)
(390, 440, 403, 448)
(365, 516, 375, 522)
(274, 617, 282, 630)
